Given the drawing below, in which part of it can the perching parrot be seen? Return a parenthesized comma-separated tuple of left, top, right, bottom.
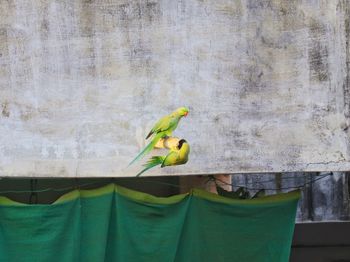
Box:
(129, 107, 189, 166)
(136, 139, 190, 177)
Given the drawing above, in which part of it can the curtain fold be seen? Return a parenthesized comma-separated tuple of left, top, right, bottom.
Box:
(0, 184, 300, 262)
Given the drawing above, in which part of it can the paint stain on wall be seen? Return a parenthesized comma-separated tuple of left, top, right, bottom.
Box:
(1, 102, 9, 118)
(342, 0, 350, 118)
(308, 19, 329, 82)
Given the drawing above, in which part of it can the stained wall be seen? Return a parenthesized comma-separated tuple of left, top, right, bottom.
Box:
(0, 0, 349, 177)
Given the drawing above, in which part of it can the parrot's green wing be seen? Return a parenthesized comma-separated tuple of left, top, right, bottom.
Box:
(146, 115, 177, 139)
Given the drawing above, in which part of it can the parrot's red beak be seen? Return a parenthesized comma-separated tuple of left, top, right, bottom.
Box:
(184, 112, 188, 117)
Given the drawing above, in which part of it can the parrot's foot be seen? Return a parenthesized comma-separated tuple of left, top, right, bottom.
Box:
(155, 136, 180, 149)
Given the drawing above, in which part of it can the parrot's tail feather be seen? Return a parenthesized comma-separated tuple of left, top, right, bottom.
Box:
(136, 156, 164, 177)
(128, 133, 163, 167)
(146, 156, 164, 165)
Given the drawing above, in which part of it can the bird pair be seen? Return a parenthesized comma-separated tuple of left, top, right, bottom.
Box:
(128, 107, 190, 177)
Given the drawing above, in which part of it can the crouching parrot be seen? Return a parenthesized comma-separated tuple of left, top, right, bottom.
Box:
(136, 139, 190, 177)
(129, 107, 189, 166)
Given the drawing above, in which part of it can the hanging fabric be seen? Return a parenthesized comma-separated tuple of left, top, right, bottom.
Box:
(0, 184, 300, 262)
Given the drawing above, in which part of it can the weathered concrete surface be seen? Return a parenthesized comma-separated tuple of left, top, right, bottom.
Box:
(0, 0, 349, 177)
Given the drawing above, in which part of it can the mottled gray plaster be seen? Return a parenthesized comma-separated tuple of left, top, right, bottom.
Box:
(0, 0, 349, 177)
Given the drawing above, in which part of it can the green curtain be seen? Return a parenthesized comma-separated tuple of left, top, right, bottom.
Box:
(0, 184, 300, 262)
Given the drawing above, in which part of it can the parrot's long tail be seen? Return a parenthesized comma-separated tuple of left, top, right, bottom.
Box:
(128, 133, 163, 167)
(136, 156, 164, 177)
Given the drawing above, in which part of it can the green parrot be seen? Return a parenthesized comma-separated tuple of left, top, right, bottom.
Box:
(136, 139, 190, 177)
(129, 107, 189, 166)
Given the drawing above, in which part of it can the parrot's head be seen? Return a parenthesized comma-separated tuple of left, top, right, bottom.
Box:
(176, 107, 189, 117)
(177, 139, 187, 149)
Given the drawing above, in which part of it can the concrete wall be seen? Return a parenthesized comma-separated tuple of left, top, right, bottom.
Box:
(0, 0, 349, 177)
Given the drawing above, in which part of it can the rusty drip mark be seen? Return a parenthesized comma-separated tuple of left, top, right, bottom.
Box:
(306, 173, 315, 221)
(275, 173, 282, 193)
